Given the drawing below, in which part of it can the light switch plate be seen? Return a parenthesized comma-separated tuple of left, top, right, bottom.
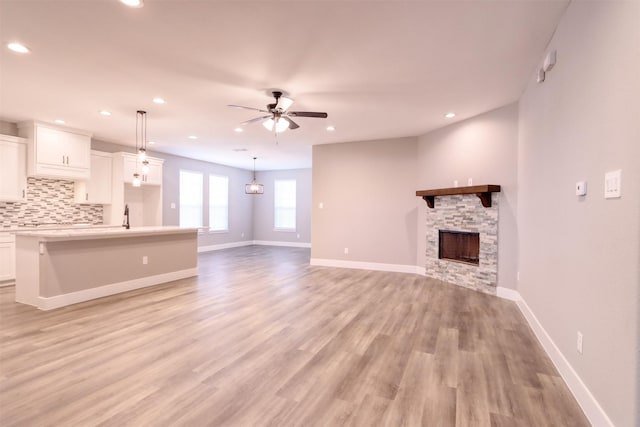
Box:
(575, 181, 587, 196)
(604, 170, 621, 199)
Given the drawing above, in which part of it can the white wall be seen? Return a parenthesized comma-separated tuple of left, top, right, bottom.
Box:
(252, 169, 312, 245)
(517, 2, 640, 425)
(311, 137, 419, 268)
(417, 103, 519, 289)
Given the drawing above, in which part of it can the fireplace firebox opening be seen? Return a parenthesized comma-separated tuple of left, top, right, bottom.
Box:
(438, 230, 480, 266)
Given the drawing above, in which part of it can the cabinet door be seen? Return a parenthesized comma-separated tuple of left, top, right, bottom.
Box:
(64, 132, 91, 170)
(122, 156, 138, 184)
(143, 160, 162, 185)
(0, 238, 15, 282)
(76, 153, 112, 204)
(36, 126, 69, 167)
(89, 154, 112, 203)
(0, 140, 27, 202)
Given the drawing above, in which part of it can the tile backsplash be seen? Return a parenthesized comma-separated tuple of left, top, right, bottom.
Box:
(0, 177, 103, 227)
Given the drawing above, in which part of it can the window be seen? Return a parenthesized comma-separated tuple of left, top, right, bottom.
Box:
(209, 175, 229, 231)
(179, 170, 203, 227)
(274, 179, 296, 231)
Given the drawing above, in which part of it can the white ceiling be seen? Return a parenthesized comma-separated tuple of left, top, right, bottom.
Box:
(0, 0, 568, 171)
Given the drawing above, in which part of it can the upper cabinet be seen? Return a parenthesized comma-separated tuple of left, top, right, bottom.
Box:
(18, 121, 92, 180)
(74, 151, 113, 204)
(119, 152, 163, 186)
(0, 135, 27, 202)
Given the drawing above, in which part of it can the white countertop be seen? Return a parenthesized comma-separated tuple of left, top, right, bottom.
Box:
(14, 226, 199, 241)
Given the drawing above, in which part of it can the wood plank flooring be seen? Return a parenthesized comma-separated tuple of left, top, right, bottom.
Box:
(0, 246, 590, 426)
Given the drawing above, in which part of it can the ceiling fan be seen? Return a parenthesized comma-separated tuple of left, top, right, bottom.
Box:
(228, 91, 328, 133)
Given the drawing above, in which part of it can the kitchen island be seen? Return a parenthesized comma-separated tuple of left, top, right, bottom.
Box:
(15, 226, 199, 310)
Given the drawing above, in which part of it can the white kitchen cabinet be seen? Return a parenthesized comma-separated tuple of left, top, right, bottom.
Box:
(18, 121, 92, 180)
(0, 135, 27, 202)
(74, 151, 113, 204)
(0, 234, 16, 283)
(121, 153, 163, 185)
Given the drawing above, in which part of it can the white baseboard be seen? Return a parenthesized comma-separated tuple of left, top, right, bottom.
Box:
(198, 241, 253, 252)
(37, 267, 198, 311)
(253, 240, 311, 248)
(500, 289, 613, 427)
(496, 286, 520, 301)
(198, 240, 310, 252)
(310, 258, 421, 274)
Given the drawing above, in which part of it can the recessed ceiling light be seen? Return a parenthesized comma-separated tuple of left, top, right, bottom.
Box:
(148, 141, 156, 145)
(99, 110, 112, 116)
(54, 119, 65, 124)
(153, 97, 166, 104)
(7, 43, 29, 53)
(233, 148, 248, 152)
(444, 112, 456, 118)
(120, 0, 144, 8)
(188, 135, 198, 140)
(234, 127, 243, 133)
(326, 125, 336, 131)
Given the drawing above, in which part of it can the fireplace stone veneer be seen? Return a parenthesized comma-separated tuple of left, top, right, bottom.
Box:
(425, 194, 498, 294)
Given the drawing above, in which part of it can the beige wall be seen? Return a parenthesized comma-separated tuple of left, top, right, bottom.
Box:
(252, 169, 312, 244)
(517, 2, 640, 425)
(417, 103, 519, 289)
(311, 137, 419, 266)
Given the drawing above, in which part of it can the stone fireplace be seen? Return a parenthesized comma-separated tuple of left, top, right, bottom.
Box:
(418, 186, 500, 295)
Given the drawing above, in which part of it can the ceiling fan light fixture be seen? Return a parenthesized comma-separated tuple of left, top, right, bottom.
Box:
(263, 117, 289, 133)
(120, 0, 144, 8)
(278, 97, 294, 111)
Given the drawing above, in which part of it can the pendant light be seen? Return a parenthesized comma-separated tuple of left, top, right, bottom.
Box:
(245, 157, 264, 194)
(133, 110, 147, 187)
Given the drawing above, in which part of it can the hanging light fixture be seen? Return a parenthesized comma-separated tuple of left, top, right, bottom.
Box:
(133, 110, 147, 187)
(245, 157, 264, 194)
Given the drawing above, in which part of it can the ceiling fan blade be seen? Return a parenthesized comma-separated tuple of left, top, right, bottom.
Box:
(240, 115, 272, 125)
(288, 111, 328, 118)
(282, 116, 300, 130)
(228, 104, 269, 113)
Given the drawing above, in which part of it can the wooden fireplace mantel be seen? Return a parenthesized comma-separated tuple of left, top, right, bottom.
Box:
(416, 185, 501, 208)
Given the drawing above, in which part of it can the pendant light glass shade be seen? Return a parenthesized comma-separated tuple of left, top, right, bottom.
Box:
(263, 117, 289, 133)
(245, 157, 264, 194)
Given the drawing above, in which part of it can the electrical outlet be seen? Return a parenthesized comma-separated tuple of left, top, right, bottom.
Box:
(344, 247, 349, 254)
(241, 232, 244, 238)
(142, 256, 148, 265)
(517, 271, 520, 281)
(170, 202, 176, 209)
(577, 331, 583, 354)
(297, 233, 300, 239)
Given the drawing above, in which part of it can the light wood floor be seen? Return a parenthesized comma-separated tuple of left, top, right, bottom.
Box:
(0, 246, 589, 426)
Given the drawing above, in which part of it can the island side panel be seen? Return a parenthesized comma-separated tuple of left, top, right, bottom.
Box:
(15, 235, 42, 307)
(38, 232, 197, 298)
